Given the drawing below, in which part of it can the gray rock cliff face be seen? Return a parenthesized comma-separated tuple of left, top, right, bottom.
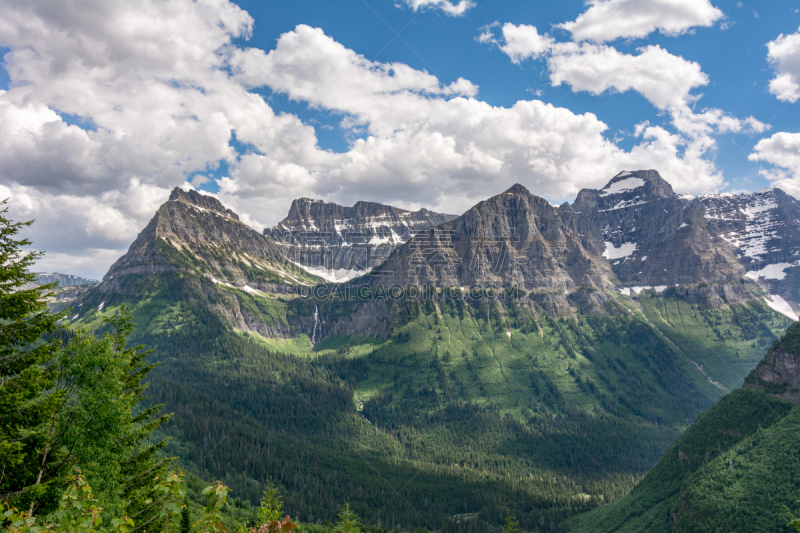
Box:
(695, 188, 800, 268)
(367, 184, 615, 291)
(264, 198, 456, 274)
(748, 348, 800, 400)
(98, 187, 319, 295)
(561, 170, 744, 287)
(364, 170, 800, 316)
(744, 322, 800, 400)
(694, 188, 800, 314)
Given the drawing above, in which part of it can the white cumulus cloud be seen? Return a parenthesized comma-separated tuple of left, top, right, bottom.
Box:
(766, 27, 800, 103)
(399, 0, 475, 16)
(749, 132, 800, 195)
(480, 23, 710, 110)
(226, 23, 731, 209)
(480, 23, 766, 174)
(478, 23, 554, 64)
(558, 0, 725, 43)
(546, 43, 707, 110)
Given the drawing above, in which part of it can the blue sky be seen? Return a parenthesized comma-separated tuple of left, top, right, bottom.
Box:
(3, 0, 800, 278)
(225, 0, 800, 192)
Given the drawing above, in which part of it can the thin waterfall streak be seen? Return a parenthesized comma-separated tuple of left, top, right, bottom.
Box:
(311, 305, 320, 345)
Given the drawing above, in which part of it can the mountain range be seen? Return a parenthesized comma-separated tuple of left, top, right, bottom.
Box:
(264, 197, 456, 282)
(34, 272, 98, 287)
(56, 169, 800, 532)
(85, 169, 800, 323)
(368, 171, 767, 302)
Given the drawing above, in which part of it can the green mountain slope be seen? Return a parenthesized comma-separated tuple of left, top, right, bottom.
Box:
(65, 273, 790, 532)
(568, 323, 800, 533)
(60, 187, 795, 533)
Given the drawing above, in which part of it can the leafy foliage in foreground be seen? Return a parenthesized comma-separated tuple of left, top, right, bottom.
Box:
(0, 208, 172, 530)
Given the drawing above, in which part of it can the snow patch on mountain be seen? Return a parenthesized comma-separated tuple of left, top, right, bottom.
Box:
(763, 294, 797, 320)
(600, 177, 645, 197)
(619, 285, 667, 296)
(294, 264, 370, 283)
(598, 197, 649, 212)
(603, 242, 637, 260)
(242, 285, 264, 296)
(746, 262, 797, 280)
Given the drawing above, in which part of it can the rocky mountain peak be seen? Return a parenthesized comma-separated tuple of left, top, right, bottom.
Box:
(368, 182, 614, 296)
(284, 197, 426, 222)
(573, 169, 674, 211)
(604, 169, 673, 196)
(169, 187, 240, 220)
(503, 183, 531, 195)
(561, 169, 745, 288)
(100, 188, 319, 296)
(285, 197, 328, 221)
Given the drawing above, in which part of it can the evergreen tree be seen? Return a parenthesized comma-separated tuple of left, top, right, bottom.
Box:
(0, 202, 66, 512)
(503, 513, 519, 533)
(180, 497, 191, 533)
(335, 503, 361, 533)
(0, 205, 170, 524)
(257, 482, 284, 524)
(53, 306, 173, 525)
(108, 307, 174, 530)
(787, 501, 800, 533)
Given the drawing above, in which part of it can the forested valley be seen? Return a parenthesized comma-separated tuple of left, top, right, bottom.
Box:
(3, 202, 800, 533)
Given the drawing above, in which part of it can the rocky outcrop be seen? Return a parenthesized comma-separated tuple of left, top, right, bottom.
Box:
(744, 321, 800, 400)
(264, 197, 456, 275)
